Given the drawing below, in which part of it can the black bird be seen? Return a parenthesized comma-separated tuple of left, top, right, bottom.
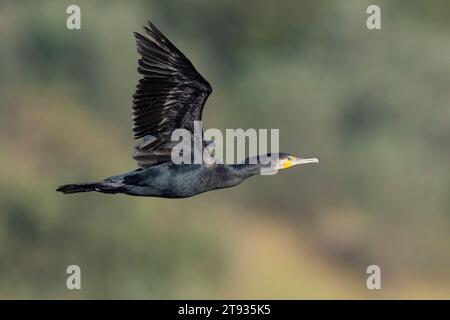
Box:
(57, 21, 318, 198)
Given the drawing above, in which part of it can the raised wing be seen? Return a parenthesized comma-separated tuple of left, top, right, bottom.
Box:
(132, 21, 212, 167)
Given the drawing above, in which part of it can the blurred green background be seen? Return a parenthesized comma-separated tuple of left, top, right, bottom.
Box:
(1, 0, 449, 299)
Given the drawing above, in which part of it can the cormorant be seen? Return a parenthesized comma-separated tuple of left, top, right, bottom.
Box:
(57, 21, 318, 198)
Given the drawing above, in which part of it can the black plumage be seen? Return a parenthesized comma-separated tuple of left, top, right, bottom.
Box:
(57, 21, 318, 198)
(132, 22, 212, 167)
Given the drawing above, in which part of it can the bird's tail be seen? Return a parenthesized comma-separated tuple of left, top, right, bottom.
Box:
(56, 182, 100, 194)
(56, 181, 122, 194)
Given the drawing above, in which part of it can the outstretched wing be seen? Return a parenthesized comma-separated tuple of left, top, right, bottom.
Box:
(132, 21, 212, 167)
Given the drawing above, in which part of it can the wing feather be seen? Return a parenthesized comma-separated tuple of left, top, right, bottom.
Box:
(131, 21, 212, 167)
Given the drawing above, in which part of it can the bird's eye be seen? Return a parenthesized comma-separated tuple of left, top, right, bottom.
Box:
(287, 156, 293, 161)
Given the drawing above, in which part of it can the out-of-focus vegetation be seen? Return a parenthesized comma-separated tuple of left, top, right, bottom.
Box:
(0, 0, 449, 298)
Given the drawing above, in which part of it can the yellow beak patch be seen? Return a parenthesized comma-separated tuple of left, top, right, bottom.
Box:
(282, 160, 294, 169)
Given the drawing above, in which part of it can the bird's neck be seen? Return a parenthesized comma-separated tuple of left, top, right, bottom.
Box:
(205, 163, 261, 190)
(229, 163, 262, 178)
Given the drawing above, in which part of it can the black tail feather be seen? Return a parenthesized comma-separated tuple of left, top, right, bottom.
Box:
(56, 182, 100, 194)
(57, 181, 123, 194)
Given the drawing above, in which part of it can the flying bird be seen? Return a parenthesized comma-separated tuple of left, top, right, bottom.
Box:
(57, 21, 318, 198)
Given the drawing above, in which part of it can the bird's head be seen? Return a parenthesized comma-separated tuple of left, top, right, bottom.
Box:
(244, 153, 319, 175)
(275, 153, 319, 170)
